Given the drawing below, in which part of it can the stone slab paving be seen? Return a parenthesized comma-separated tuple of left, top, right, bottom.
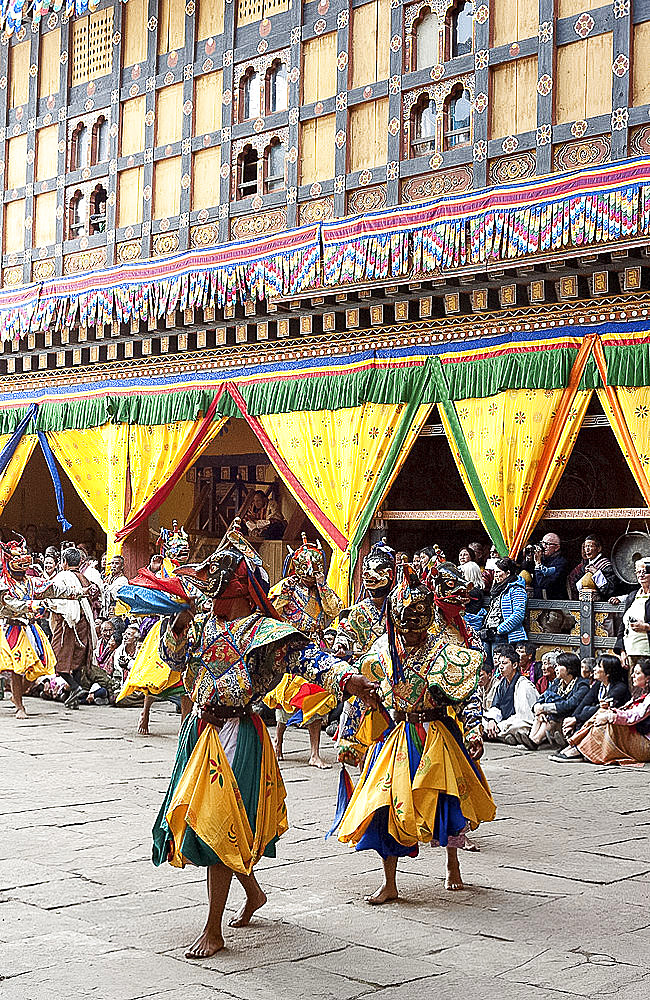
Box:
(1, 698, 649, 1000)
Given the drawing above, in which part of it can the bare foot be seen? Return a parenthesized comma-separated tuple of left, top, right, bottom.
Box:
(15, 707, 27, 720)
(366, 885, 399, 905)
(445, 861, 465, 891)
(274, 744, 284, 761)
(185, 928, 225, 959)
(462, 839, 480, 852)
(308, 755, 331, 769)
(137, 710, 150, 736)
(228, 887, 267, 927)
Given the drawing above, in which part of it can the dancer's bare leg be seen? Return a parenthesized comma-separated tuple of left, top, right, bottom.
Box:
(228, 870, 267, 927)
(366, 855, 398, 904)
(445, 846, 464, 890)
(275, 720, 286, 761)
(180, 694, 192, 724)
(10, 673, 26, 719)
(185, 863, 232, 958)
(138, 694, 153, 735)
(308, 720, 331, 768)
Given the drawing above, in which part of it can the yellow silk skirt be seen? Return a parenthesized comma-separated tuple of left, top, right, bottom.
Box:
(117, 622, 183, 701)
(337, 720, 496, 850)
(0, 624, 56, 681)
(165, 716, 288, 875)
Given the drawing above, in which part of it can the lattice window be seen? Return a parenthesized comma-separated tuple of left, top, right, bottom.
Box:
(71, 9, 113, 87)
(237, 0, 288, 27)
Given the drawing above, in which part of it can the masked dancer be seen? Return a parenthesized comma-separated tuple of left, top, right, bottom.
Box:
(332, 563, 496, 903)
(152, 521, 376, 959)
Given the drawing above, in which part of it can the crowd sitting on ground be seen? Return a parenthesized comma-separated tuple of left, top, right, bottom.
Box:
(3, 524, 650, 765)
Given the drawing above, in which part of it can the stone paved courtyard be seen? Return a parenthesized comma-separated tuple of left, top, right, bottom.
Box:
(1, 698, 649, 1000)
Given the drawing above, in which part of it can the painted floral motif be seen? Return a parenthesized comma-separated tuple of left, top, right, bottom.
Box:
(612, 54, 629, 78)
(537, 74, 552, 97)
(574, 13, 594, 38)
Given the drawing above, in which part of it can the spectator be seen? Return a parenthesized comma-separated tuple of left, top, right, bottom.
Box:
(613, 558, 650, 668)
(581, 657, 596, 683)
(464, 587, 487, 633)
(537, 650, 559, 694)
(515, 641, 542, 688)
(530, 533, 569, 600)
(43, 552, 58, 580)
(458, 547, 484, 589)
(485, 545, 499, 572)
(113, 625, 141, 686)
(478, 662, 500, 712)
(480, 558, 528, 668)
(521, 652, 589, 749)
(483, 645, 539, 744)
(557, 654, 629, 749)
(554, 658, 650, 765)
(96, 620, 117, 677)
(567, 536, 617, 600)
(243, 490, 287, 540)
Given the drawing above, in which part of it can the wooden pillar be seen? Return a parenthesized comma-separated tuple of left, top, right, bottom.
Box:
(121, 519, 151, 579)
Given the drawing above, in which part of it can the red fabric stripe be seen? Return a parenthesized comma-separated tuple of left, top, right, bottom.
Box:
(115, 386, 225, 543)
(225, 383, 349, 552)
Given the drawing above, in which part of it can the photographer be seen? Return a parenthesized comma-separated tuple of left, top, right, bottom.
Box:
(614, 557, 650, 667)
(524, 533, 568, 600)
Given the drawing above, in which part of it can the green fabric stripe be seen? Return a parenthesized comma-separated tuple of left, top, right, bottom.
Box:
(578, 355, 603, 391)
(442, 349, 578, 401)
(240, 366, 430, 416)
(602, 344, 650, 387)
(345, 368, 432, 600)
(111, 389, 221, 426)
(152, 714, 198, 867)
(431, 359, 508, 556)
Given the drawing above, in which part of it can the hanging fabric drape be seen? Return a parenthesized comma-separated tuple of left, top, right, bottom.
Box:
(593, 337, 650, 507)
(46, 424, 129, 558)
(252, 400, 431, 600)
(116, 392, 227, 543)
(437, 336, 596, 556)
(0, 434, 37, 516)
(126, 417, 228, 523)
(443, 388, 592, 555)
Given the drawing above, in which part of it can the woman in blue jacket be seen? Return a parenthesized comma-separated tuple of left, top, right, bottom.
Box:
(480, 558, 528, 668)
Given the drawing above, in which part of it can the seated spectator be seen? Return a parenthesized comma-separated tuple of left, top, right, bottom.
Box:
(113, 625, 141, 686)
(581, 656, 596, 684)
(558, 654, 629, 747)
(552, 659, 650, 765)
(520, 652, 589, 749)
(613, 558, 650, 668)
(480, 558, 528, 668)
(478, 662, 500, 712)
(243, 490, 287, 540)
(567, 536, 617, 601)
(537, 650, 558, 695)
(516, 641, 542, 687)
(483, 645, 539, 745)
(458, 547, 485, 589)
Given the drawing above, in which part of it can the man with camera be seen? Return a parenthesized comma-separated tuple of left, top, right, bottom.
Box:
(524, 533, 568, 600)
(614, 557, 650, 667)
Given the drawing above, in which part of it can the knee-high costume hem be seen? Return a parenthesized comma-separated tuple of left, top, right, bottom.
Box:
(118, 621, 184, 701)
(337, 714, 496, 859)
(152, 713, 288, 875)
(0, 623, 56, 680)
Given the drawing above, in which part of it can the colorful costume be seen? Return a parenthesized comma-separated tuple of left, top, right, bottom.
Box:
(0, 540, 56, 682)
(264, 536, 343, 727)
(152, 531, 356, 874)
(117, 524, 192, 704)
(333, 564, 496, 857)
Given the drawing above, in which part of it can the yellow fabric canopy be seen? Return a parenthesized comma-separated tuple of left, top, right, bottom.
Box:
(597, 386, 650, 507)
(443, 388, 592, 554)
(126, 417, 228, 522)
(258, 402, 431, 598)
(0, 433, 37, 516)
(46, 424, 129, 558)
